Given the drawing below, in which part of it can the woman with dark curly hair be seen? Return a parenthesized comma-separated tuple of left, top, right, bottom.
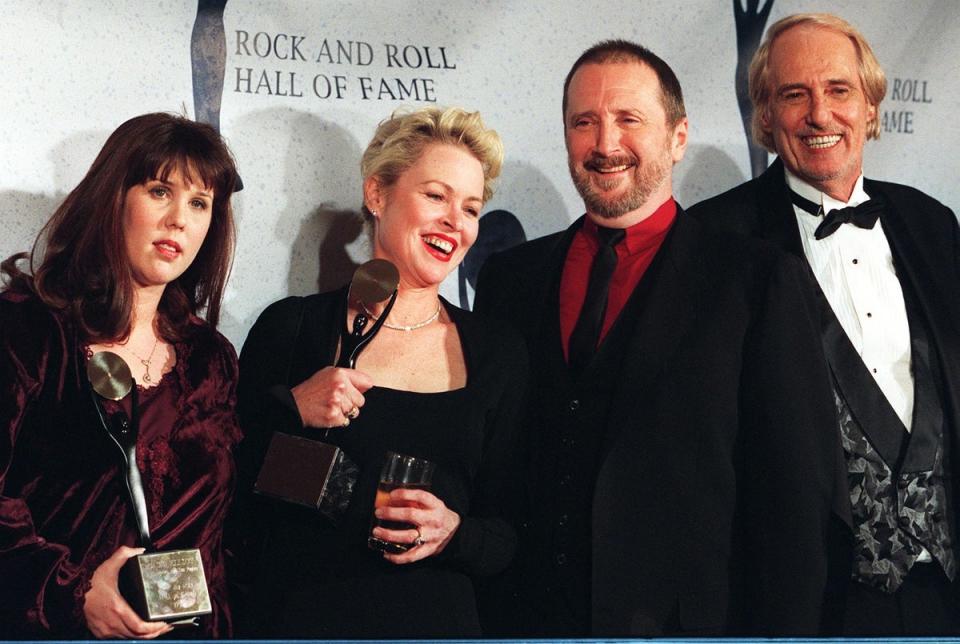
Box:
(0, 112, 241, 639)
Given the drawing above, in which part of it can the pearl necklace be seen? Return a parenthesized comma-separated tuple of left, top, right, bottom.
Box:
(360, 300, 441, 331)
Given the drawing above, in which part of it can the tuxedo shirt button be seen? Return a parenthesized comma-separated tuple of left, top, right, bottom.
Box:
(852, 259, 859, 265)
(568, 399, 580, 411)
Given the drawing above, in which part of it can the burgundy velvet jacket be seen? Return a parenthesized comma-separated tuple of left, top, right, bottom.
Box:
(0, 290, 242, 638)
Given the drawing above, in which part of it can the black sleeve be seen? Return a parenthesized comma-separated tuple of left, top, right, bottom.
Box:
(473, 252, 511, 321)
(734, 253, 837, 635)
(225, 296, 308, 606)
(443, 323, 528, 577)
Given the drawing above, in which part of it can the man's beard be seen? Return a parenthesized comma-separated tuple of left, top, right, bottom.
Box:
(569, 151, 671, 220)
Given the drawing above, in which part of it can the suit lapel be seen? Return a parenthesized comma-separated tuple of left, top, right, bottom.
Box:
(870, 182, 960, 456)
(755, 164, 912, 467)
(536, 218, 584, 389)
(600, 212, 699, 456)
(819, 296, 907, 468)
(782, 176, 909, 468)
(755, 159, 805, 257)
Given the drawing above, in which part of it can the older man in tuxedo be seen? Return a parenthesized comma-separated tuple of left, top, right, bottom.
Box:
(475, 39, 836, 637)
(688, 13, 960, 636)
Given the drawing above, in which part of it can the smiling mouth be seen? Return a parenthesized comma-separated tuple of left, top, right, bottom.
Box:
(596, 164, 631, 174)
(585, 156, 636, 176)
(802, 134, 842, 149)
(423, 234, 455, 256)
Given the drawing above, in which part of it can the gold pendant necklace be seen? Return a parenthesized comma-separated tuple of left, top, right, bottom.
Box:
(128, 337, 161, 383)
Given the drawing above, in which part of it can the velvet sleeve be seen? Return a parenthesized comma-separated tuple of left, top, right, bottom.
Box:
(182, 327, 243, 639)
(0, 296, 93, 637)
(441, 315, 529, 578)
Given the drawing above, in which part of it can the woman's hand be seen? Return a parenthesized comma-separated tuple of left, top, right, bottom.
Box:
(291, 367, 373, 429)
(372, 489, 461, 564)
(83, 546, 173, 639)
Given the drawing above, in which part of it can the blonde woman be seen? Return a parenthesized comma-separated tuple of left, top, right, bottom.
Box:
(232, 106, 527, 638)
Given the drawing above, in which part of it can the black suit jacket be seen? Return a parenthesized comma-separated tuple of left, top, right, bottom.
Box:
(687, 158, 960, 626)
(474, 208, 837, 636)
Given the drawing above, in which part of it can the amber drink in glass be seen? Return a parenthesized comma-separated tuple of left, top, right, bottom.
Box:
(368, 451, 435, 553)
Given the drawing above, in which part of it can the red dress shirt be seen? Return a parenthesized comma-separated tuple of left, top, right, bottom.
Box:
(559, 198, 677, 361)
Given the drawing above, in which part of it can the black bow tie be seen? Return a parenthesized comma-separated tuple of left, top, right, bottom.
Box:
(789, 190, 884, 240)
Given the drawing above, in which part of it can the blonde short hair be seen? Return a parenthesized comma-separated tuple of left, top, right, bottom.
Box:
(749, 13, 887, 151)
(360, 106, 503, 220)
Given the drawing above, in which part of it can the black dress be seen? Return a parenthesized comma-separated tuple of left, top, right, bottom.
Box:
(229, 287, 527, 638)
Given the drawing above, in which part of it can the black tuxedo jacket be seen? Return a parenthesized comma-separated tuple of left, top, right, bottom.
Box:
(688, 158, 960, 624)
(474, 209, 837, 636)
(687, 159, 960, 424)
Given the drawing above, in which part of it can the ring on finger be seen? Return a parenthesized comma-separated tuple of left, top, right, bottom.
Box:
(346, 406, 360, 419)
(413, 527, 425, 547)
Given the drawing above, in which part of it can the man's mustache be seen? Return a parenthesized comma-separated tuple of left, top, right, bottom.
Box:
(583, 155, 637, 172)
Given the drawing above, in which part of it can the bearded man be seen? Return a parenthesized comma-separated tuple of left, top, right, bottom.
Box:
(474, 39, 836, 637)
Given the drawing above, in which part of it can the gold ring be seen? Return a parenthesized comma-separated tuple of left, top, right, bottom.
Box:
(413, 528, 425, 547)
(346, 406, 360, 419)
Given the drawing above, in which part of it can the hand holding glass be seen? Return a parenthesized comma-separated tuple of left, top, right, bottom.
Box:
(368, 452, 435, 554)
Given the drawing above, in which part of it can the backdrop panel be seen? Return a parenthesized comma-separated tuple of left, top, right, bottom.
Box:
(1, 0, 956, 347)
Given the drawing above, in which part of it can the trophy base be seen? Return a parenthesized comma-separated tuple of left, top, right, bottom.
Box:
(122, 549, 212, 623)
(254, 432, 358, 524)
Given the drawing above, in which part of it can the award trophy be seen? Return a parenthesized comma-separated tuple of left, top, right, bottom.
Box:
(334, 258, 400, 369)
(254, 259, 400, 522)
(86, 352, 212, 626)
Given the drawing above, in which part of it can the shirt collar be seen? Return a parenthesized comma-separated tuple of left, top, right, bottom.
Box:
(784, 168, 870, 214)
(582, 197, 677, 254)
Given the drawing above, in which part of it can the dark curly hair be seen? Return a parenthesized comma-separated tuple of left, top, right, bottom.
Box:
(2, 112, 238, 342)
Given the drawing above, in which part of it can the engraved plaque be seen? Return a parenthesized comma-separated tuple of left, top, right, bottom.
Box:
(122, 549, 212, 623)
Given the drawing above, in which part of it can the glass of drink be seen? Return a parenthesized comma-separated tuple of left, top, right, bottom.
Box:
(368, 451, 435, 553)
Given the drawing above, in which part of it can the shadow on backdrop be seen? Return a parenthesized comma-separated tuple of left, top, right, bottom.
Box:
(220, 108, 366, 343)
(0, 191, 63, 261)
(284, 115, 366, 295)
(452, 157, 575, 310)
(458, 209, 526, 310)
(494, 159, 571, 240)
(2, 129, 110, 265)
(677, 144, 747, 207)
